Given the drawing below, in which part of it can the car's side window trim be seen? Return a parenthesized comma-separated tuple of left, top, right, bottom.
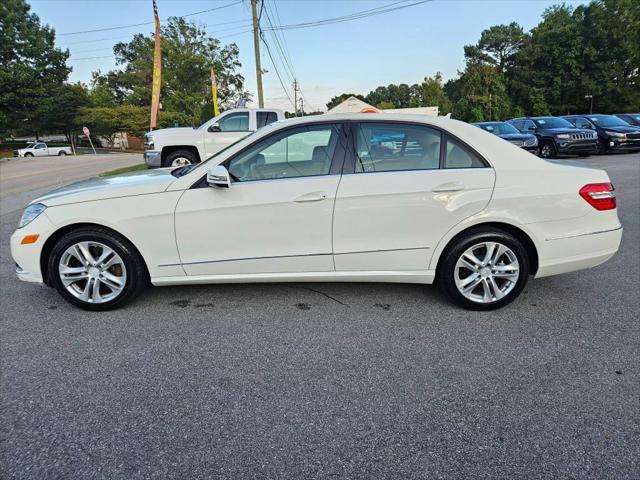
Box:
(190, 121, 349, 189)
(341, 120, 490, 175)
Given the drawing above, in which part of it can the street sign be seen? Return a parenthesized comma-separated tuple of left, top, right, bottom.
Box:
(82, 126, 96, 155)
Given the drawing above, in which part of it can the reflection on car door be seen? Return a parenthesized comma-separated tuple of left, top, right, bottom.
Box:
(174, 123, 347, 276)
(332, 122, 495, 272)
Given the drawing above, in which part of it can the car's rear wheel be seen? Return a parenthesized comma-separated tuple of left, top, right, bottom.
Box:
(58, 151, 67, 156)
(438, 228, 530, 310)
(163, 149, 198, 167)
(539, 141, 556, 159)
(48, 228, 148, 310)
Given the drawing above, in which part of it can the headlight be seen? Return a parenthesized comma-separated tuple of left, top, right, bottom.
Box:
(605, 131, 625, 138)
(556, 134, 570, 140)
(144, 134, 154, 149)
(19, 203, 46, 228)
(524, 136, 538, 146)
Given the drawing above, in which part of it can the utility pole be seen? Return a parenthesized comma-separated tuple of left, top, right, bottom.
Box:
(585, 94, 593, 114)
(251, 0, 264, 108)
(293, 79, 299, 117)
(299, 97, 304, 116)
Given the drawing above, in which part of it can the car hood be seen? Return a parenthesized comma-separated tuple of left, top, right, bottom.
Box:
(599, 125, 640, 133)
(32, 168, 177, 207)
(498, 133, 535, 141)
(542, 127, 590, 135)
(149, 127, 202, 138)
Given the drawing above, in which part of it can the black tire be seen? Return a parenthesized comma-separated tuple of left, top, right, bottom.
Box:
(437, 228, 530, 311)
(24, 152, 33, 157)
(48, 227, 148, 311)
(539, 140, 556, 159)
(162, 149, 198, 167)
(595, 139, 607, 155)
(58, 151, 67, 156)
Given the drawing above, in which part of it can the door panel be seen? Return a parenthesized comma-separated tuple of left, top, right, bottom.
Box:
(175, 177, 340, 275)
(175, 122, 347, 276)
(333, 122, 495, 272)
(333, 169, 495, 271)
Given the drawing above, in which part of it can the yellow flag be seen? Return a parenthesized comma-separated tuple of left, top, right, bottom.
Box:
(150, 0, 161, 129)
(211, 68, 220, 117)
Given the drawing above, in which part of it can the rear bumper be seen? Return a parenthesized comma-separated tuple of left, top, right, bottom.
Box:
(144, 150, 162, 168)
(535, 226, 622, 278)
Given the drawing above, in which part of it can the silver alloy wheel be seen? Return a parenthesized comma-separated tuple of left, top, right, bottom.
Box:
(170, 156, 192, 166)
(454, 241, 520, 304)
(540, 143, 552, 158)
(58, 241, 127, 304)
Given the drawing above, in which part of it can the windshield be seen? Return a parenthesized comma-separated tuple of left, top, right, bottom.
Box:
(477, 122, 520, 135)
(26, 143, 37, 148)
(533, 117, 574, 129)
(589, 115, 630, 127)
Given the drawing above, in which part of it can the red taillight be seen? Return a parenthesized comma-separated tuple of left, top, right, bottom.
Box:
(579, 183, 616, 210)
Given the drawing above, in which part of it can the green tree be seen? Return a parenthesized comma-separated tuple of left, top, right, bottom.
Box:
(38, 82, 91, 141)
(421, 73, 451, 114)
(94, 17, 250, 126)
(0, 0, 70, 137)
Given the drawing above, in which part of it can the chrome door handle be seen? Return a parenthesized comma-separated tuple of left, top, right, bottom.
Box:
(294, 192, 327, 203)
(432, 181, 465, 192)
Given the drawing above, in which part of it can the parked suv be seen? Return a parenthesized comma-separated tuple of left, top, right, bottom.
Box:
(613, 113, 640, 127)
(507, 117, 597, 158)
(563, 114, 640, 153)
(472, 122, 538, 153)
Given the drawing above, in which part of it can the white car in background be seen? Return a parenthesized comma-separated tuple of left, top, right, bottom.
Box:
(15, 142, 72, 157)
(143, 108, 284, 168)
(11, 114, 622, 311)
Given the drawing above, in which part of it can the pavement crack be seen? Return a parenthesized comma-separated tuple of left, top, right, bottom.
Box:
(298, 287, 349, 307)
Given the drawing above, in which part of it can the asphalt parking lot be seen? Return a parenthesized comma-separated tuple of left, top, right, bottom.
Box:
(1, 153, 638, 479)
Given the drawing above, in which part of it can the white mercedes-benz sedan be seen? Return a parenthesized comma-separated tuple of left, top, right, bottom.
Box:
(11, 114, 622, 311)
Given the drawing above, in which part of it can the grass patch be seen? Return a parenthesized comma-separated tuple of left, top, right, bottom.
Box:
(99, 163, 147, 177)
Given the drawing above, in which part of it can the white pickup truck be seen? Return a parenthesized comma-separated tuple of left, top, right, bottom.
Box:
(143, 108, 284, 168)
(15, 142, 72, 157)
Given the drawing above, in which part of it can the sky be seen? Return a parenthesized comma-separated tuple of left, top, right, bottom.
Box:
(30, 0, 588, 112)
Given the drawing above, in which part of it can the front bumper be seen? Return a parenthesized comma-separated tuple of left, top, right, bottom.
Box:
(607, 137, 640, 151)
(10, 212, 57, 284)
(556, 140, 598, 154)
(144, 150, 162, 168)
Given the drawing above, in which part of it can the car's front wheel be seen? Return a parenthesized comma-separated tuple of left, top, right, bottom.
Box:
(539, 141, 556, 159)
(438, 228, 530, 310)
(163, 149, 198, 167)
(48, 228, 148, 310)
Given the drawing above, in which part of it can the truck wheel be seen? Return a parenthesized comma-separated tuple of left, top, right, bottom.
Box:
(163, 150, 198, 167)
(24, 152, 33, 157)
(58, 151, 67, 156)
(539, 141, 556, 159)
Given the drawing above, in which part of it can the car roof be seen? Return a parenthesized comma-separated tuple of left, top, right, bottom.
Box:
(472, 121, 507, 125)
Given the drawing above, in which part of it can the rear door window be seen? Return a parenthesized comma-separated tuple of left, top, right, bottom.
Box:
(355, 123, 441, 173)
(444, 136, 486, 169)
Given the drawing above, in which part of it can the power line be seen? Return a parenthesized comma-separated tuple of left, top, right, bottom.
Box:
(58, 1, 242, 36)
(263, 0, 432, 32)
(259, 35, 295, 110)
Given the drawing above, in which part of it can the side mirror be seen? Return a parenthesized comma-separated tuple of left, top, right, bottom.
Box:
(208, 123, 221, 133)
(527, 125, 537, 131)
(207, 165, 231, 188)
